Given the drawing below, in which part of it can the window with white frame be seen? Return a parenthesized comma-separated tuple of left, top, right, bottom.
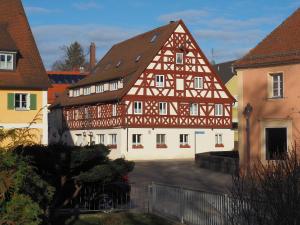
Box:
(155, 75, 165, 88)
(84, 108, 89, 119)
(194, 77, 203, 89)
(109, 134, 117, 145)
(15, 93, 29, 110)
(110, 81, 118, 91)
(190, 103, 198, 116)
(0, 53, 14, 70)
(73, 89, 80, 97)
(97, 106, 102, 118)
(96, 134, 105, 145)
(156, 134, 166, 145)
(271, 73, 283, 98)
(95, 84, 104, 93)
(215, 104, 223, 116)
(132, 134, 142, 145)
(159, 102, 167, 115)
(180, 134, 189, 145)
(83, 87, 91, 95)
(134, 101, 142, 114)
(176, 53, 184, 64)
(112, 104, 117, 116)
(215, 134, 223, 145)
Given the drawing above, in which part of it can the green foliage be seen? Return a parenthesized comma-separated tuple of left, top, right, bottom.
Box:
(52, 42, 86, 71)
(0, 151, 55, 225)
(2, 194, 42, 225)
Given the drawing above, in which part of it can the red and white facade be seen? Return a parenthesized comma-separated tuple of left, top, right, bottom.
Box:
(51, 21, 235, 160)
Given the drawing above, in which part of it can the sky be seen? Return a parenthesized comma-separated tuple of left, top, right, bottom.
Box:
(22, 0, 299, 69)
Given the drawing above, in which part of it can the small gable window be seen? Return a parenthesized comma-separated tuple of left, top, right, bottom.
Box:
(0, 53, 14, 70)
(176, 53, 184, 64)
(155, 75, 165, 88)
(194, 77, 203, 89)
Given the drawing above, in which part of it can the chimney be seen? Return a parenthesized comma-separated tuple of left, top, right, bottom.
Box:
(90, 42, 96, 70)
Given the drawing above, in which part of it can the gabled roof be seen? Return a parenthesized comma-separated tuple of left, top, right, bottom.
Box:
(213, 60, 236, 84)
(54, 21, 181, 107)
(0, 0, 50, 90)
(235, 8, 300, 69)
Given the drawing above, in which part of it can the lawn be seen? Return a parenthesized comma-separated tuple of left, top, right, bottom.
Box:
(59, 212, 177, 225)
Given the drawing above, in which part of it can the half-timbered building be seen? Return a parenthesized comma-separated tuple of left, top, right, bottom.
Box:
(51, 20, 235, 160)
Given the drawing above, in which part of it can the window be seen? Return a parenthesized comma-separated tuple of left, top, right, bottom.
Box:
(194, 77, 203, 89)
(215, 104, 223, 116)
(83, 87, 91, 95)
(265, 128, 287, 160)
(96, 84, 104, 93)
(0, 53, 14, 70)
(112, 104, 117, 116)
(73, 89, 80, 97)
(271, 73, 283, 98)
(176, 53, 184, 64)
(84, 108, 89, 119)
(96, 134, 105, 145)
(15, 93, 29, 110)
(132, 134, 142, 145)
(159, 102, 167, 115)
(215, 134, 223, 146)
(97, 106, 102, 118)
(134, 101, 142, 114)
(156, 134, 166, 145)
(109, 134, 117, 145)
(110, 81, 118, 91)
(190, 103, 198, 116)
(180, 134, 189, 145)
(155, 75, 164, 88)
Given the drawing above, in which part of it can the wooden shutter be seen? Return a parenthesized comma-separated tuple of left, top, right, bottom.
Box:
(30, 94, 37, 110)
(7, 93, 15, 110)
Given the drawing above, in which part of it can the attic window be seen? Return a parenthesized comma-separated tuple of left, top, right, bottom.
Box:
(135, 55, 141, 62)
(0, 53, 14, 70)
(116, 60, 122, 68)
(150, 34, 158, 43)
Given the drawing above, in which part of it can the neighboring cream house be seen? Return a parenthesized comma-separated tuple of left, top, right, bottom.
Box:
(235, 8, 300, 168)
(51, 20, 235, 160)
(213, 61, 238, 147)
(0, 0, 50, 145)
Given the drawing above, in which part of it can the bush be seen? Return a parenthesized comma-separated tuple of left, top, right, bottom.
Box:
(229, 148, 300, 225)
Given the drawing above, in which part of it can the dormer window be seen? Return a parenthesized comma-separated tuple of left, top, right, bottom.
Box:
(96, 84, 104, 93)
(0, 52, 14, 70)
(73, 89, 80, 97)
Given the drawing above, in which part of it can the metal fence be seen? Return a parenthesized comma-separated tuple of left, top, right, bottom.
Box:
(148, 183, 230, 225)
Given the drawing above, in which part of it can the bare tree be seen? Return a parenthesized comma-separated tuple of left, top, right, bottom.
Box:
(228, 147, 300, 225)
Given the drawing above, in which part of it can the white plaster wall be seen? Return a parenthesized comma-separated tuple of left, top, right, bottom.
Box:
(64, 127, 234, 161)
(195, 129, 234, 154)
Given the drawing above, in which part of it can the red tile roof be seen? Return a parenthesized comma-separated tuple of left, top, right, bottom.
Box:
(0, 0, 50, 90)
(235, 8, 300, 69)
(53, 20, 181, 107)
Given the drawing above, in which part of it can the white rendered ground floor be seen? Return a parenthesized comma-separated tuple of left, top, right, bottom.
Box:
(54, 127, 234, 160)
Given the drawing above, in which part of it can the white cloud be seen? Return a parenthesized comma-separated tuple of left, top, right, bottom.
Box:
(25, 6, 60, 14)
(72, 1, 102, 10)
(32, 24, 140, 69)
(158, 10, 209, 23)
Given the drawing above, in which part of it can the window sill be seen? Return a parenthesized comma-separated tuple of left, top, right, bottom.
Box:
(15, 108, 30, 111)
(132, 145, 144, 149)
(180, 144, 191, 148)
(215, 144, 224, 148)
(156, 144, 168, 149)
(107, 144, 117, 149)
(267, 96, 284, 100)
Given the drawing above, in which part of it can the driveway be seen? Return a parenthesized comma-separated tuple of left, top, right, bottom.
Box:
(129, 160, 232, 194)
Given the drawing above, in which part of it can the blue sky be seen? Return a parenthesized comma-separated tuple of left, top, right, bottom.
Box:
(23, 0, 299, 69)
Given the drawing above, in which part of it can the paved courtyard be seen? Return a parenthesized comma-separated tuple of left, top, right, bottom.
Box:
(129, 160, 232, 194)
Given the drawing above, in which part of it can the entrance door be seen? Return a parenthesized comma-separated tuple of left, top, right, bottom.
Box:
(265, 128, 287, 160)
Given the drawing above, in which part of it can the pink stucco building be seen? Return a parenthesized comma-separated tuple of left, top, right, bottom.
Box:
(235, 8, 300, 168)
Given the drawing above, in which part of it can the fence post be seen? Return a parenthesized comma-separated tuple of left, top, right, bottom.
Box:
(180, 186, 184, 224)
(148, 183, 153, 213)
